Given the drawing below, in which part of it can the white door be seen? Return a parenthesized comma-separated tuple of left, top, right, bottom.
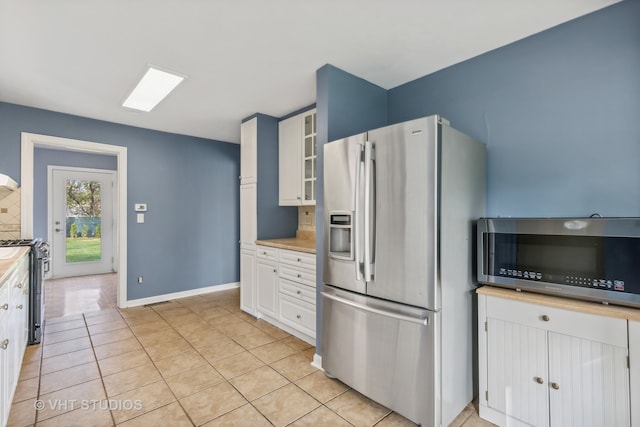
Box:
(256, 259, 278, 318)
(50, 167, 116, 278)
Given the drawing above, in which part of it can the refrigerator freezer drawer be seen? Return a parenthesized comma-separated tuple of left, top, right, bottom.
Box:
(280, 294, 316, 336)
(321, 286, 438, 427)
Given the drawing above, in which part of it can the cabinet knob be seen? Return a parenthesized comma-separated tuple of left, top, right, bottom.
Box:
(297, 258, 301, 262)
(1, 304, 8, 311)
(297, 274, 302, 278)
(297, 290, 301, 295)
(534, 377, 544, 384)
(541, 315, 550, 322)
(17, 304, 23, 310)
(273, 269, 277, 273)
(16, 283, 22, 288)
(0, 339, 8, 350)
(551, 382, 560, 390)
(296, 314, 301, 319)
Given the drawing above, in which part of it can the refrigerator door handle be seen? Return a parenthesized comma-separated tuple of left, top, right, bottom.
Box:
(353, 143, 363, 281)
(363, 140, 374, 282)
(322, 291, 429, 326)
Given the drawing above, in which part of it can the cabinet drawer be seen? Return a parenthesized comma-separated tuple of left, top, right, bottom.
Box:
(280, 278, 315, 306)
(279, 249, 315, 270)
(279, 265, 316, 288)
(256, 246, 278, 261)
(486, 295, 627, 347)
(280, 295, 315, 336)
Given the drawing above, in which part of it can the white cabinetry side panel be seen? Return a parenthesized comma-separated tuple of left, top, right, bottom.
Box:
(548, 332, 629, 427)
(487, 317, 549, 427)
(630, 320, 640, 427)
(240, 183, 256, 247)
(240, 249, 256, 315)
(240, 117, 257, 184)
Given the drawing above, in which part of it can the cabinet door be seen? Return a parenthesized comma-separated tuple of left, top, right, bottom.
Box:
(240, 249, 256, 315)
(240, 183, 256, 248)
(256, 260, 278, 318)
(279, 115, 302, 205)
(548, 332, 630, 427)
(0, 309, 7, 427)
(301, 111, 316, 205)
(241, 117, 257, 184)
(487, 317, 549, 427)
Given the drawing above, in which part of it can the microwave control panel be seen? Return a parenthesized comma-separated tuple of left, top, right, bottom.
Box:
(496, 267, 625, 292)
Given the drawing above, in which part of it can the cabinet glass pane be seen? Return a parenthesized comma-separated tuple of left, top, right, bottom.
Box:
(305, 158, 313, 179)
(305, 180, 313, 201)
(304, 115, 313, 136)
(305, 137, 313, 158)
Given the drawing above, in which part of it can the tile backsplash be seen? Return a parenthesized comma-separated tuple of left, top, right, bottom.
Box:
(298, 206, 315, 231)
(0, 188, 21, 239)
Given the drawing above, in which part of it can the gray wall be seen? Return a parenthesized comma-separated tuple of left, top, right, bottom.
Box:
(0, 102, 240, 301)
(33, 148, 117, 240)
(387, 0, 640, 218)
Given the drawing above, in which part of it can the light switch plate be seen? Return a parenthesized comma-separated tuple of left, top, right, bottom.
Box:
(134, 203, 147, 212)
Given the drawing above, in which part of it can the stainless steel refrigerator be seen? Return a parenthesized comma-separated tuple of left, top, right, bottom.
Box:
(322, 115, 486, 427)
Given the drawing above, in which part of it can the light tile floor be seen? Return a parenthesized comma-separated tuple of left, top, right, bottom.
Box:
(44, 273, 117, 319)
(9, 288, 494, 426)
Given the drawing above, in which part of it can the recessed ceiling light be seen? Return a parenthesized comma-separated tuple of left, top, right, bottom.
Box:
(122, 66, 186, 112)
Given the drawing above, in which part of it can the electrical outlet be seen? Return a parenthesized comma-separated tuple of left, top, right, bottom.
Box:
(0, 208, 7, 213)
(138, 276, 143, 284)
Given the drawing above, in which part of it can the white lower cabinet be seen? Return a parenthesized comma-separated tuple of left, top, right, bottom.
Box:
(254, 245, 316, 344)
(630, 320, 640, 427)
(479, 293, 631, 427)
(1, 251, 29, 427)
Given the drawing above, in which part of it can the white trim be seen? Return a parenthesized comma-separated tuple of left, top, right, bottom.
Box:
(21, 132, 128, 308)
(124, 282, 240, 308)
(311, 353, 323, 371)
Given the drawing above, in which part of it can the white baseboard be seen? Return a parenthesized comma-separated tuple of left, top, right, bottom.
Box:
(123, 282, 240, 308)
(311, 353, 323, 371)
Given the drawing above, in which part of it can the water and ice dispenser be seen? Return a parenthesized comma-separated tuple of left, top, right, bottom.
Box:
(329, 212, 353, 260)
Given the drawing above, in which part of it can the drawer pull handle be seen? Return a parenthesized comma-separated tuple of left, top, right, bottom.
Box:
(273, 269, 277, 273)
(551, 382, 560, 390)
(296, 314, 301, 319)
(16, 283, 23, 289)
(534, 377, 544, 384)
(1, 339, 8, 350)
(263, 251, 267, 255)
(297, 274, 302, 278)
(297, 258, 301, 262)
(541, 315, 550, 322)
(1, 304, 8, 311)
(17, 304, 23, 309)
(297, 290, 301, 295)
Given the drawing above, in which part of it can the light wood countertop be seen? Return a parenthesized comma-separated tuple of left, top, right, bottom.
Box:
(255, 238, 316, 254)
(477, 285, 640, 322)
(0, 247, 30, 284)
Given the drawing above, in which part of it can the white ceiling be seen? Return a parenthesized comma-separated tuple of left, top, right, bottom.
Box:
(0, 0, 620, 144)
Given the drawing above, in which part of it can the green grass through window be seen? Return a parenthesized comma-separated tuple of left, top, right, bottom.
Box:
(66, 237, 102, 263)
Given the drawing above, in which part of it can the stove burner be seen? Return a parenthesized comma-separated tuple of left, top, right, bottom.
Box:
(0, 239, 40, 246)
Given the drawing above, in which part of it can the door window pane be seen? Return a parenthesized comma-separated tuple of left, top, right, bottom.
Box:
(65, 179, 102, 263)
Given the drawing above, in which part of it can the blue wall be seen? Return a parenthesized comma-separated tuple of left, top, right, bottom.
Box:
(255, 114, 298, 239)
(0, 102, 240, 301)
(315, 64, 388, 353)
(388, 0, 640, 218)
(33, 148, 117, 240)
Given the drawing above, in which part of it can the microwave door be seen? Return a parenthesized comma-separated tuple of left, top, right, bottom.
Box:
(323, 133, 367, 295)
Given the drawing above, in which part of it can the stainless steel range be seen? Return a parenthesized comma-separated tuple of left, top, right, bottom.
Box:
(0, 239, 50, 344)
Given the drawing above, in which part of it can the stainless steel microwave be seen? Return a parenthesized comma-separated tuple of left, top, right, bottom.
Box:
(477, 217, 640, 308)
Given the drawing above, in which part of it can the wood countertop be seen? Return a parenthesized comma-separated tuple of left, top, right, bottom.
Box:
(477, 285, 640, 322)
(0, 247, 30, 284)
(255, 238, 316, 254)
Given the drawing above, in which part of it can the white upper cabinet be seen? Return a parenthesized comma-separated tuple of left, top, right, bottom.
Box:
(240, 117, 257, 184)
(279, 109, 316, 206)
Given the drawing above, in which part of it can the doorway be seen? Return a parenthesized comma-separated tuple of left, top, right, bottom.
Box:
(21, 132, 128, 308)
(49, 166, 116, 278)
